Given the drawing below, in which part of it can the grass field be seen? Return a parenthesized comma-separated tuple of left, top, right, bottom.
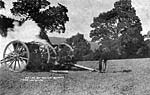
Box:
(1, 58, 150, 95)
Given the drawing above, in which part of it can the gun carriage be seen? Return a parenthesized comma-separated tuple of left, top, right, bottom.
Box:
(1, 40, 76, 72)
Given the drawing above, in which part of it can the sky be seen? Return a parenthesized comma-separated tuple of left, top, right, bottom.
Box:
(1, 0, 150, 40)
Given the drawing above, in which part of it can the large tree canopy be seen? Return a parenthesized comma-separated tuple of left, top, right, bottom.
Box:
(0, 0, 69, 44)
(90, 0, 144, 58)
(11, 0, 69, 33)
(66, 33, 92, 61)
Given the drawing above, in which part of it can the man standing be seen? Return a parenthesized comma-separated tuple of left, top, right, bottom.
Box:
(99, 47, 110, 73)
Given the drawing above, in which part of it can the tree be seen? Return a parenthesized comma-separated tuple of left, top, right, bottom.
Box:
(66, 33, 92, 61)
(144, 39, 150, 57)
(0, 15, 15, 37)
(0, 0, 4, 9)
(0, 0, 14, 37)
(142, 31, 150, 57)
(0, 0, 69, 44)
(90, 0, 144, 58)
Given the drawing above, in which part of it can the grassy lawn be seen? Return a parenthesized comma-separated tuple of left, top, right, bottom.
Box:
(1, 58, 150, 95)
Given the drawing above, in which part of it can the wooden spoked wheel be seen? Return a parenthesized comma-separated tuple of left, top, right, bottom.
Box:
(59, 43, 74, 52)
(57, 43, 74, 66)
(58, 43, 74, 56)
(3, 40, 30, 72)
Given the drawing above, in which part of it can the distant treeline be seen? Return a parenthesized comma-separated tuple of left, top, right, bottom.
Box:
(66, 33, 150, 61)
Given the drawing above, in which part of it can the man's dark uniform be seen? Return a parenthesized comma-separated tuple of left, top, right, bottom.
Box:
(99, 48, 110, 73)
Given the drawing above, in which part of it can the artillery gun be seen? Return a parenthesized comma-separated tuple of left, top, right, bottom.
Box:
(0, 40, 97, 72)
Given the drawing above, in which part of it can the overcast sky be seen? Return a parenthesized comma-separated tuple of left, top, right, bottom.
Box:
(1, 0, 150, 40)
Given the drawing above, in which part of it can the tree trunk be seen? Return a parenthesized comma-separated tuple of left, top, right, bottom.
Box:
(39, 31, 52, 45)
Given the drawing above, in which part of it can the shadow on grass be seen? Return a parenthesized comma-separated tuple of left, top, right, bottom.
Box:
(24, 66, 90, 73)
(112, 69, 132, 73)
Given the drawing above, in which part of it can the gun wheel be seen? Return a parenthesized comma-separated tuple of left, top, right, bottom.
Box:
(57, 43, 74, 69)
(3, 40, 30, 72)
